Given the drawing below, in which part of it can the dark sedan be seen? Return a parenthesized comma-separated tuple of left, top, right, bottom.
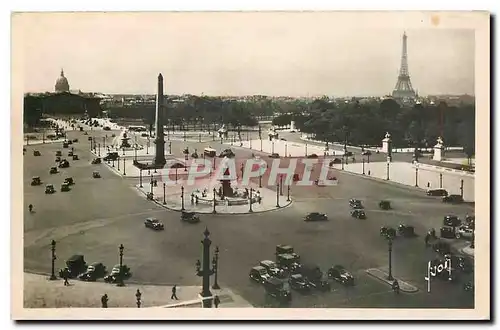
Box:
(328, 265, 355, 285)
(304, 212, 328, 222)
(78, 262, 107, 281)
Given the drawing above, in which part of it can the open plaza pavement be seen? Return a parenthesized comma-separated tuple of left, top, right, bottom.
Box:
(22, 123, 475, 308)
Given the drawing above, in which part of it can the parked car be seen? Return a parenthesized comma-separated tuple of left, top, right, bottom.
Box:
(144, 217, 165, 230)
(103, 126, 111, 131)
(276, 253, 302, 274)
(87, 136, 93, 141)
(49, 167, 58, 174)
(64, 177, 74, 185)
(55, 156, 62, 163)
(455, 225, 474, 239)
(380, 226, 397, 239)
(263, 277, 292, 302)
(72, 138, 78, 143)
(63, 142, 69, 148)
(33, 150, 41, 156)
(249, 266, 271, 284)
(45, 184, 56, 194)
(67, 140, 73, 145)
(426, 189, 448, 197)
(306, 153, 318, 159)
(60, 183, 70, 192)
(349, 198, 363, 209)
(350, 209, 366, 219)
(442, 194, 464, 204)
(288, 274, 312, 292)
(91, 158, 102, 164)
(31, 176, 41, 186)
(328, 265, 355, 285)
(465, 215, 475, 229)
(300, 264, 330, 292)
(68, 151, 74, 157)
(103, 152, 119, 161)
(432, 241, 452, 256)
(304, 212, 328, 222)
(141, 133, 148, 137)
(443, 215, 461, 227)
(72, 154, 79, 160)
(59, 254, 87, 278)
(269, 153, 280, 159)
(260, 260, 284, 278)
(56, 150, 62, 156)
(397, 223, 416, 237)
(439, 226, 455, 239)
(92, 171, 101, 178)
(104, 264, 132, 283)
(379, 200, 391, 210)
(78, 262, 107, 281)
(59, 159, 70, 168)
(181, 211, 200, 224)
(275, 245, 300, 260)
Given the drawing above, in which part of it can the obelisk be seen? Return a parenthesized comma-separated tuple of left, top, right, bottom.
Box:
(153, 73, 166, 166)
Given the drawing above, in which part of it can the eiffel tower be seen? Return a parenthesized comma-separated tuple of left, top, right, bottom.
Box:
(392, 32, 416, 99)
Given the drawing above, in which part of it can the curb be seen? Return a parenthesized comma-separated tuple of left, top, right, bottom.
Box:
(134, 186, 293, 215)
(365, 268, 419, 293)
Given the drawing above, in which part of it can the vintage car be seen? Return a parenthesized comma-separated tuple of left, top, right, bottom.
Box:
(263, 277, 292, 302)
(55, 150, 62, 156)
(87, 136, 93, 141)
(350, 209, 366, 219)
(443, 215, 461, 227)
(455, 225, 474, 239)
(269, 153, 280, 159)
(465, 215, 475, 229)
(72, 138, 78, 143)
(33, 150, 41, 156)
(379, 200, 391, 210)
(58, 159, 70, 168)
(67, 140, 73, 145)
(191, 152, 199, 159)
(141, 133, 148, 137)
(260, 260, 284, 278)
(432, 241, 452, 256)
(45, 184, 56, 194)
(218, 149, 235, 158)
(426, 189, 448, 197)
(55, 156, 62, 163)
(442, 194, 464, 204)
(103, 152, 120, 161)
(49, 166, 58, 174)
(439, 226, 455, 239)
(181, 211, 200, 224)
(306, 153, 318, 159)
(288, 274, 312, 292)
(329, 158, 342, 166)
(361, 150, 372, 156)
(72, 154, 79, 160)
(103, 126, 111, 131)
(276, 253, 302, 274)
(380, 226, 397, 239)
(31, 176, 41, 186)
(63, 142, 69, 148)
(328, 265, 355, 285)
(92, 171, 101, 178)
(91, 157, 102, 164)
(299, 264, 330, 292)
(78, 262, 107, 281)
(249, 266, 271, 284)
(59, 254, 87, 278)
(275, 245, 300, 260)
(60, 183, 70, 192)
(304, 212, 328, 222)
(104, 264, 132, 283)
(68, 151, 74, 157)
(397, 223, 415, 237)
(144, 217, 165, 230)
(64, 177, 74, 185)
(349, 198, 363, 209)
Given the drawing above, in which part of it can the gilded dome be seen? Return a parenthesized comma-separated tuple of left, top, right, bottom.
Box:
(55, 69, 70, 92)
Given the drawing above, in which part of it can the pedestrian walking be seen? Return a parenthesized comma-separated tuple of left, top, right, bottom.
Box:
(28, 204, 33, 213)
(368, 170, 371, 176)
(171, 285, 179, 300)
(214, 295, 220, 308)
(101, 293, 109, 308)
(392, 280, 400, 294)
(427, 182, 430, 188)
(63, 268, 69, 286)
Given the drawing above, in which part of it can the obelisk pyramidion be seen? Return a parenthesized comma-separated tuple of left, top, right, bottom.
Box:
(153, 73, 166, 167)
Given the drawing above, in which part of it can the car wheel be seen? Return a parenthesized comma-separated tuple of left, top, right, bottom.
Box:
(455, 233, 461, 239)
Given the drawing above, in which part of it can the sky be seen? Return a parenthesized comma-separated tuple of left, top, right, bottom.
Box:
(15, 12, 476, 97)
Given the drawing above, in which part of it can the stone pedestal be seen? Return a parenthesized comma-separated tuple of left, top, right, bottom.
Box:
(381, 132, 392, 161)
(433, 137, 445, 161)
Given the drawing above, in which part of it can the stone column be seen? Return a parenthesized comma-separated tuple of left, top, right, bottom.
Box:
(382, 132, 392, 162)
(433, 137, 445, 161)
(153, 73, 166, 167)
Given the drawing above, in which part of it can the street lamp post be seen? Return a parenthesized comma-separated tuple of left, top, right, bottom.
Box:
(249, 188, 253, 213)
(305, 143, 308, 157)
(341, 158, 344, 170)
(460, 179, 464, 198)
(150, 174, 154, 194)
(260, 139, 263, 152)
(169, 141, 172, 154)
(117, 244, 125, 286)
(259, 175, 262, 188)
(387, 239, 394, 281)
(362, 158, 365, 175)
(386, 161, 390, 181)
(212, 246, 220, 290)
(212, 188, 217, 214)
(98, 144, 101, 157)
(271, 141, 275, 154)
(285, 144, 288, 158)
(439, 173, 443, 188)
(287, 185, 290, 202)
(195, 228, 216, 308)
(117, 157, 120, 171)
(175, 167, 178, 183)
(50, 240, 57, 280)
(163, 182, 166, 204)
(146, 138, 149, 154)
(280, 176, 283, 196)
(276, 182, 280, 208)
(181, 186, 185, 211)
(123, 158, 126, 176)
(415, 166, 419, 187)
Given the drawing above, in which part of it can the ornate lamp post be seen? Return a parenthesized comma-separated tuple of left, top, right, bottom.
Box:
(382, 228, 395, 281)
(195, 228, 217, 308)
(285, 144, 288, 158)
(169, 141, 172, 154)
(212, 188, 217, 214)
(98, 143, 101, 157)
(305, 143, 308, 157)
(150, 174, 154, 194)
(260, 139, 263, 152)
(287, 185, 291, 202)
(280, 175, 283, 196)
(460, 179, 464, 198)
(212, 246, 220, 290)
(117, 157, 120, 171)
(146, 138, 150, 154)
(103, 136, 106, 149)
(415, 165, 419, 187)
(276, 182, 280, 208)
(181, 186, 185, 211)
(50, 240, 57, 280)
(249, 188, 253, 213)
(163, 182, 167, 204)
(139, 169, 143, 188)
(386, 159, 390, 181)
(123, 158, 126, 176)
(362, 158, 366, 175)
(259, 175, 262, 188)
(117, 244, 125, 286)
(136, 290, 142, 308)
(439, 173, 443, 188)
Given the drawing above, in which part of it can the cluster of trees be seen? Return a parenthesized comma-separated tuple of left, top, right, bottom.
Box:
(272, 98, 475, 158)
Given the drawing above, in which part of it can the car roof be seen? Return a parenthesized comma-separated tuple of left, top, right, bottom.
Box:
(146, 217, 158, 221)
(277, 244, 293, 249)
(291, 274, 303, 278)
(278, 253, 296, 259)
(260, 260, 275, 264)
(252, 265, 266, 271)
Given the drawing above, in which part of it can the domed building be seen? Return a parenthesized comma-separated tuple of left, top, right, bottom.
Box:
(54, 69, 70, 92)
